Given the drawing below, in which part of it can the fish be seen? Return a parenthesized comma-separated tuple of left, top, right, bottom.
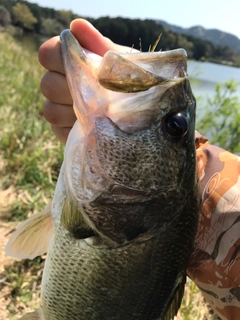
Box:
(5, 29, 200, 320)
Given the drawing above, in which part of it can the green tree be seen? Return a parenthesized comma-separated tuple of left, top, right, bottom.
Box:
(56, 10, 75, 28)
(197, 80, 240, 152)
(0, 5, 11, 26)
(40, 18, 64, 37)
(176, 34, 194, 58)
(12, 3, 37, 31)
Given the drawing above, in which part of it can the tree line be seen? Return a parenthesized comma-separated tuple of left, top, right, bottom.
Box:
(0, 0, 239, 66)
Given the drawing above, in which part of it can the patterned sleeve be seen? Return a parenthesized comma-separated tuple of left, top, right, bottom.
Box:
(187, 132, 240, 320)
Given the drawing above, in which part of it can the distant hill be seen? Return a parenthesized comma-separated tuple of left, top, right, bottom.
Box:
(157, 20, 240, 54)
(1, 0, 239, 66)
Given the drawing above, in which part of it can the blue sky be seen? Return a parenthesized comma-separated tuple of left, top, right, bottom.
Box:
(29, 0, 240, 39)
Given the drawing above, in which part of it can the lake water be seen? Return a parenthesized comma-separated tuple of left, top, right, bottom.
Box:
(187, 60, 240, 122)
(188, 60, 240, 100)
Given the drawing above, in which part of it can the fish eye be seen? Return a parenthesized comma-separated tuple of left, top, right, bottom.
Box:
(164, 112, 189, 140)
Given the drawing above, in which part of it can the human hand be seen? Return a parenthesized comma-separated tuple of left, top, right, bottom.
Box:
(38, 19, 130, 142)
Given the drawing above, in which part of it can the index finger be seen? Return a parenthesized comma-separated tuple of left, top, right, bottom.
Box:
(38, 36, 64, 74)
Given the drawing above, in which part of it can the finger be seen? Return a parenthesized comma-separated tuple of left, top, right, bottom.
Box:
(40, 71, 72, 105)
(43, 100, 76, 127)
(51, 125, 72, 143)
(70, 19, 135, 56)
(38, 36, 64, 74)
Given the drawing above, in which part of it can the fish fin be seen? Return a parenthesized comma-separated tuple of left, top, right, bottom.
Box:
(18, 308, 45, 319)
(5, 203, 52, 259)
(162, 275, 186, 320)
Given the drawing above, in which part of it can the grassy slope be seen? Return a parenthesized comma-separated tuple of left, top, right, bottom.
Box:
(0, 33, 216, 319)
(0, 32, 63, 319)
(0, 32, 63, 220)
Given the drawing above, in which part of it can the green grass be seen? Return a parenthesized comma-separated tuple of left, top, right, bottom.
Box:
(4, 257, 44, 318)
(0, 32, 64, 221)
(0, 32, 218, 319)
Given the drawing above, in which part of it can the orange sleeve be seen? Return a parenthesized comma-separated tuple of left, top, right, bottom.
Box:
(187, 133, 240, 320)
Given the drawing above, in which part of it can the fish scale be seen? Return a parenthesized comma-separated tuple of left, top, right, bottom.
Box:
(41, 216, 193, 320)
(95, 117, 180, 189)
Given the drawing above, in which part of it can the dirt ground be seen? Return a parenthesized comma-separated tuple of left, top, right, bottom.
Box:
(0, 221, 17, 320)
(0, 188, 20, 320)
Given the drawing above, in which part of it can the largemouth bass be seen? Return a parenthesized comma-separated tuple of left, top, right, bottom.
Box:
(6, 29, 200, 320)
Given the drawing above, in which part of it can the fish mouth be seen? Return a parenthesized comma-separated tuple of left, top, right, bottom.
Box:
(60, 29, 188, 135)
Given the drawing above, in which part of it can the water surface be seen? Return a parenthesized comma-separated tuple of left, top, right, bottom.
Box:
(188, 60, 240, 99)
